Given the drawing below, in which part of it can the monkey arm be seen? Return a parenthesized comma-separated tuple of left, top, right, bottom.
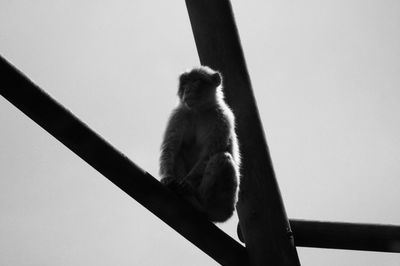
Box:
(159, 109, 187, 180)
(160, 132, 182, 179)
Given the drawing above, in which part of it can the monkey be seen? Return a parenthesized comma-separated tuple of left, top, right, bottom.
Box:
(159, 66, 240, 223)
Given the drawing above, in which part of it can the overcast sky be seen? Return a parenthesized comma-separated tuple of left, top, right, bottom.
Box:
(1, 1, 399, 265)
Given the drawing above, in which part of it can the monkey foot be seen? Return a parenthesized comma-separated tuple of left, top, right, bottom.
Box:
(165, 179, 196, 197)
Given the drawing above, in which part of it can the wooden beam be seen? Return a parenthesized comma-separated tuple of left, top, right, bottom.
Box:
(0, 55, 248, 266)
(291, 219, 400, 253)
(238, 219, 400, 253)
(185, 1, 300, 265)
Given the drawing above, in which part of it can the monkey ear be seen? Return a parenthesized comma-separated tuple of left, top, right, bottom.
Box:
(179, 72, 189, 84)
(178, 86, 184, 99)
(212, 72, 222, 86)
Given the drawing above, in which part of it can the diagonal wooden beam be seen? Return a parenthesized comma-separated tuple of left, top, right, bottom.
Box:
(185, 0, 301, 265)
(0, 55, 248, 266)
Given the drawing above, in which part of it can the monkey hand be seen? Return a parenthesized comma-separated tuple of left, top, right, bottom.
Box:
(183, 173, 202, 188)
(160, 175, 176, 186)
(162, 178, 196, 197)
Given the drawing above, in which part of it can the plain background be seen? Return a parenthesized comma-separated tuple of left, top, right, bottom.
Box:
(1, 0, 399, 265)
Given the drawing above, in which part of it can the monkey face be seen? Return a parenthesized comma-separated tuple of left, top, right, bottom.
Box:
(182, 79, 204, 107)
(180, 78, 215, 109)
(178, 67, 222, 110)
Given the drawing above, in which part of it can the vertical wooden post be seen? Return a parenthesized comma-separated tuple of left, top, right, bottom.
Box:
(185, 1, 301, 265)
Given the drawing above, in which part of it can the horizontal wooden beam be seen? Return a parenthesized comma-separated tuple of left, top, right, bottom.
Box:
(0, 55, 248, 266)
(237, 219, 400, 253)
(291, 219, 400, 253)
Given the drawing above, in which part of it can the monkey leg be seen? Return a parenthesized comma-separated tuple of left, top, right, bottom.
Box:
(198, 152, 238, 222)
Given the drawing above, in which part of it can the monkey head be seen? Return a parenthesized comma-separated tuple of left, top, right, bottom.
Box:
(178, 66, 222, 110)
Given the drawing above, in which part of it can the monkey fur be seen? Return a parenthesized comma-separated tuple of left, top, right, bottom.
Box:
(159, 66, 240, 222)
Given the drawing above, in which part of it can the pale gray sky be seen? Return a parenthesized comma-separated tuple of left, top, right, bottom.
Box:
(1, 1, 399, 265)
